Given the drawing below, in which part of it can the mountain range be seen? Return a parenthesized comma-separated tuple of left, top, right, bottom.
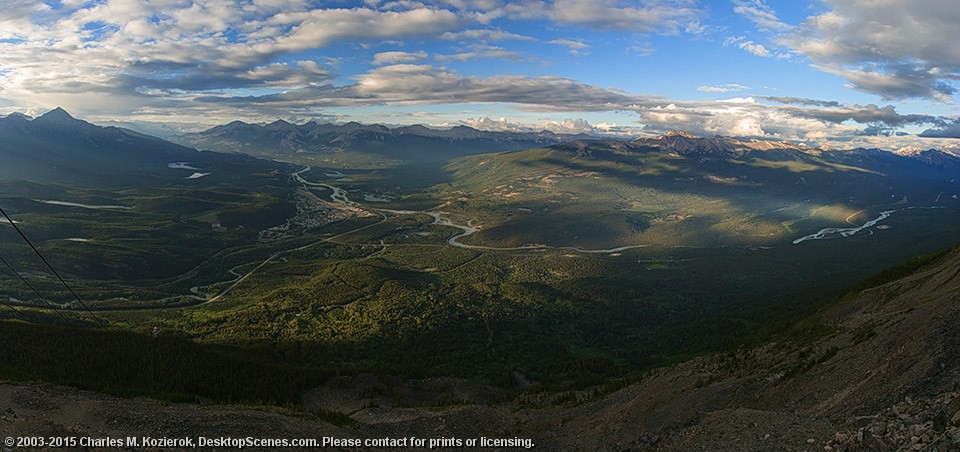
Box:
(0, 108, 282, 186)
(172, 115, 960, 171)
(635, 130, 812, 156)
(171, 119, 598, 166)
(5, 108, 958, 174)
(548, 130, 960, 172)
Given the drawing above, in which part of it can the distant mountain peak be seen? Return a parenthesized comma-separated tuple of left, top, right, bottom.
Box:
(451, 125, 480, 132)
(635, 130, 810, 157)
(36, 107, 76, 122)
(894, 146, 925, 156)
(0, 107, 203, 186)
(264, 119, 296, 130)
(209, 120, 252, 133)
(3, 112, 32, 120)
(660, 130, 698, 139)
(396, 124, 433, 133)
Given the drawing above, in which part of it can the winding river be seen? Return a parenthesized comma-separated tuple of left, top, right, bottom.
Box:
(299, 168, 656, 254)
(38, 200, 132, 210)
(168, 162, 200, 170)
(792, 210, 895, 244)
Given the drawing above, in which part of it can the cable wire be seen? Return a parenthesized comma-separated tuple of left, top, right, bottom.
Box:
(0, 298, 25, 321)
(0, 285, 26, 322)
(0, 253, 71, 321)
(0, 206, 105, 327)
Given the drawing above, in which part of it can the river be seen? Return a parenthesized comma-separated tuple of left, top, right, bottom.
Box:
(793, 210, 895, 244)
(39, 200, 132, 210)
(301, 167, 655, 254)
(168, 162, 200, 170)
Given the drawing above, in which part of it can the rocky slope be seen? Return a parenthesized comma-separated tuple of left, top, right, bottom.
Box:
(0, 382, 360, 448)
(518, 243, 960, 450)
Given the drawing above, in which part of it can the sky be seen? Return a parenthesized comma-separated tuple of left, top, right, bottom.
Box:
(1, 0, 960, 150)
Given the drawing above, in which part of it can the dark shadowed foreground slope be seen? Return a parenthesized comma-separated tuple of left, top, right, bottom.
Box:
(518, 242, 960, 450)
(4, 243, 960, 450)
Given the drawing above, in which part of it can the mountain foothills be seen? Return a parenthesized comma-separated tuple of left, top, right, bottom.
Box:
(2, 109, 960, 449)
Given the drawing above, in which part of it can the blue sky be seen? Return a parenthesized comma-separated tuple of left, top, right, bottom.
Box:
(1, 0, 959, 150)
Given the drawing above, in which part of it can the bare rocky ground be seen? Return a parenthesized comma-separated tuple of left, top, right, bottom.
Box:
(825, 391, 960, 451)
(0, 382, 361, 451)
(5, 248, 960, 451)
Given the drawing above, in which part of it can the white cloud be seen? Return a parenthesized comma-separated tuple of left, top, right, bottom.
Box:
(697, 84, 750, 93)
(781, 0, 960, 100)
(249, 0, 311, 13)
(351, 64, 637, 108)
(723, 35, 776, 58)
(638, 101, 854, 141)
(434, 44, 528, 62)
(732, 0, 791, 31)
(439, 28, 534, 41)
(194, 64, 644, 115)
(723, 36, 746, 47)
(729, 116, 764, 136)
(549, 39, 590, 56)
(684, 21, 709, 35)
(634, 97, 949, 145)
(760, 96, 841, 108)
(499, 0, 703, 33)
(373, 50, 428, 65)
(262, 8, 462, 53)
(461, 116, 530, 132)
(738, 40, 771, 57)
(0, 3, 464, 111)
(544, 117, 599, 134)
(627, 42, 657, 56)
(461, 116, 619, 134)
(0, 0, 51, 40)
(718, 97, 757, 104)
(237, 61, 332, 87)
